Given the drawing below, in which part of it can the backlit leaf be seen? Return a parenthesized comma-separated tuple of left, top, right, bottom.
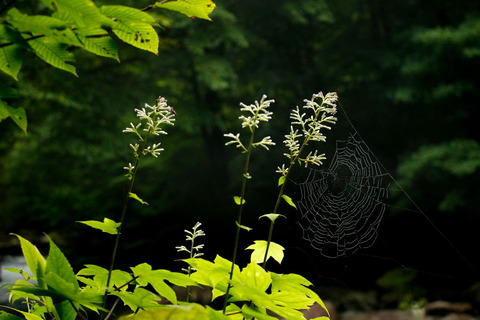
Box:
(101, 6, 159, 54)
(0, 100, 27, 133)
(156, 0, 216, 21)
(246, 240, 284, 264)
(77, 218, 121, 234)
(233, 196, 245, 205)
(129, 192, 149, 205)
(281, 194, 297, 209)
(28, 37, 77, 76)
(0, 25, 24, 80)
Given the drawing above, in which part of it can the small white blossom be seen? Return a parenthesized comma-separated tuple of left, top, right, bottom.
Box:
(224, 133, 247, 151)
(253, 136, 276, 150)
(276, 164, 289, 176)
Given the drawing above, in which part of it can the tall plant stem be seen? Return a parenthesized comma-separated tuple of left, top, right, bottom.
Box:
(223, 131, 255, 313)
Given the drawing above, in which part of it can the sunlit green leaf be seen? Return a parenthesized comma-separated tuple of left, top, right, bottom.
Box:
(278, 175, 286, 186)
(75, 27, 119, 60)
(155, 0, 216, 21)
(28, 37, 77, 76)
(102, 6, 159, 54)
(10, 234, 46, 286)
(233, 196, 245, 205)
(281, 194, 297, 209)
(46, 236, 79, 293)
(259, 213, 285, 222)
(54, 0, 110, 27)
(245, 240, 284, 264)
(77, 218, 121, 234)
(111, 287, 160, 311)
(235, 220, 252, 231)
(129, 192, 149, 205)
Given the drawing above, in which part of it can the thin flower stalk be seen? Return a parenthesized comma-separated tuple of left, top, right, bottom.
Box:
(104, 97, 176, 300)
(222, 95, 275, 313)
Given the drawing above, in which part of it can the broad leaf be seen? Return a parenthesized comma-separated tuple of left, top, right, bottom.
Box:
(101, 6, 159, 54)
(120, 304, 229, 320)
(45, 236, 79, 293)
(77, 265, 132, 292)
(259, 213, 286, 223)
(131, 263, 197, 304)
(111, 287, 160, 311)
(0, 25, 24, 80)
(238, 263, 271, 293)
(156, 0, 216, 21)
(10, 234, 46, 286)
(246, 240, 284, 264)
(75, 27, 119, 60)
(0, 100, 27, 133)
(77, 218, 121, 234)
(28, 37, 77, 76)
(54, 0, 110, 28)
(6, 9, 82, 47)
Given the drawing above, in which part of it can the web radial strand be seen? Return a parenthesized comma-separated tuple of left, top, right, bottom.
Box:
(296, 133, 390, 258)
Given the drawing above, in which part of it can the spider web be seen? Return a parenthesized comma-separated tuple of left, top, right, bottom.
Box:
(294, 110, 391, 258)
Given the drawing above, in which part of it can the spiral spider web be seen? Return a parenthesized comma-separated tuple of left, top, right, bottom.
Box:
(294, 117, 391, 258)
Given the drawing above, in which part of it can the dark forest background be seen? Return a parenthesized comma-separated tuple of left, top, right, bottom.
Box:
(1, 0, 480, 310)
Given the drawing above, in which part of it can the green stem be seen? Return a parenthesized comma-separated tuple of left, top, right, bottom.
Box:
(223, 130, 255, 313)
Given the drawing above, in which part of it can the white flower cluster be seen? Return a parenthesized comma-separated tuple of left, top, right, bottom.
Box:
(123, 96, 176, 160)
(224, 95, 276, 152)
(282, 92, 338, 170)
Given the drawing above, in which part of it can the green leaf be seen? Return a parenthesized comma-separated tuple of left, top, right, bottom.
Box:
(281, 194, 297, 209)
(259, 213, 286, 223)
(75, 27, 119, 60)
(101, 6, 159, 54)
(77, 265, 132, 292)
(10, 234, 46, 286)
(233, 196, 245, 205)
(0, 310, 24, 320)
(54, 0, 110, 27)
(120, 304, 228, 320)
(6, 9, 82, 47)
(111, 287, 160, 311)
(45, 236, 80, 294)
(0, 100, 27, 134)
(77, 218, 121, 234)
(0, 25, 25, 80)
(235, 220, 252, 231)
(155, 0, 216, 21)
(100, 5, 156, 24)
(184, 256, 234, 298)
(245, 240, 285, 264)
(238, 262, 271, 293)
(129, 192, 149, 205)
(278, 175, 286, 186)
(28, 37, 77, 76)
(131, 263, 197, 304)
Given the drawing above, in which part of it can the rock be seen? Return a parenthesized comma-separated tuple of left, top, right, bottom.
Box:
(342, 309, 424, 320)
(425, 301, 473, 315)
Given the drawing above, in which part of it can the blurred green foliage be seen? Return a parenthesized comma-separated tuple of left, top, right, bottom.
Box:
(1, 0, 479, 294)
